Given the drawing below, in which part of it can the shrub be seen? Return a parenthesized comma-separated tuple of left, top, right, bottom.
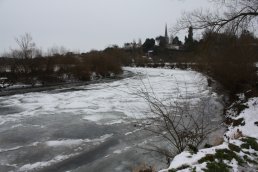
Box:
(204, 144, 212, 148)
(196, 31, 258, 97)
(198, 154, 215, 163)
(241, 137, 258, 151)
(228, 143, 241, 153)
(188, 144, 198, 154)
(177, 164, 190, 170)
(204, 161, 230, 172)
(232, 118, 245, 127)
(215, 149, 244, 165)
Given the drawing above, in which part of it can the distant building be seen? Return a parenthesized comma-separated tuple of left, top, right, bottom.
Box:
(147, 50, 154, 57)
(165, 24, 169, 44)
(164, 24, 181, 50)
(167, 44, 180, 50)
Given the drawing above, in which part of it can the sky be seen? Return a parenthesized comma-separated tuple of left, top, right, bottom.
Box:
(0, 0, 212, 54)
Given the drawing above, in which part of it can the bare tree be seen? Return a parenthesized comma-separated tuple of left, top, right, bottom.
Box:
(135, 81, 222, 158)
(47, 46, 68, 56)
(9, 33, 43, 75)
(15, 33, 36, 59)
(175, 0, 258, 34)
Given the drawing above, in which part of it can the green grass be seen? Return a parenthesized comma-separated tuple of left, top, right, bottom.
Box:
(177, 164, 190, 170)
(198, 154, 215, 163)
(228, 143, 241, 152)
(243, 155, 258, 164)
(241, 137, 258, 151)
(232, 118, 245, 126)
(198, 148, 244, 166)
(203, 162, 230, 172)
(169, 138, 258, 171)
(241, 143, 250, 149)
(188, 144, 198, 154)
(204, 144, 212, 148)
(235, 104, 249, 114)
(215, 149, 244, 165)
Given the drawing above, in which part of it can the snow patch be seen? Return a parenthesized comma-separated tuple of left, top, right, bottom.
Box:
(45, 134, 113, 147)
(162, 97, 258, 172)
(46, 139, 84, 147)
(19, 154, 78, 171)
(168, 143, 228, 169)
(226, 98, 258, 139)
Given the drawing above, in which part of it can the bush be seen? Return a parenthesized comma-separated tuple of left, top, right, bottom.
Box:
(204, 144, 212, 148)
(204, 162, 230, 172)
(196, 31, 258, 97)
(215, 149, 244, 165)
(198, 154, 215, 163)
(0, 49, 124, 86)
(228, 143, 241, 153)
(188, 144, 198, 154)
(241, 137, 258, 151)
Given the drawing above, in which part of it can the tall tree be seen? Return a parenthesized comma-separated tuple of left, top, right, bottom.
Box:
(172, 36, 182, 46)
(15, 33, 36, 59)
(184, 26, 194, 50)
(142, 38, 155, 52)
(187, 26, 193, 43)
(175, 0, 258, 34)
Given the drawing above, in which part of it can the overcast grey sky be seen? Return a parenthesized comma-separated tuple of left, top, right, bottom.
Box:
(0, 0, 212, 53)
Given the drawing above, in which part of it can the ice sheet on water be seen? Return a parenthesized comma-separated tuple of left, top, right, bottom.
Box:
(0, 67, 210, 125)
(45, 134, 113, 147)
(19, 154, 78, 171)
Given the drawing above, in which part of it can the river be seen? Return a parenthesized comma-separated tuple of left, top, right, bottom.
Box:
(0, 67, 224, 172)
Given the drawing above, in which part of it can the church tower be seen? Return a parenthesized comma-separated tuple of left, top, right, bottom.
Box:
(165, 24, 169, 44)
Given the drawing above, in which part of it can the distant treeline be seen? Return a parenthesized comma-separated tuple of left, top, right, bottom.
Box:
(0, 50, 127, 86)
(1, 30, 258, 97)
(194, 31, 258, 98)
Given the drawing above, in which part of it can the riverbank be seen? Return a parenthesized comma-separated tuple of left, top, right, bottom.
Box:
(0, 70, 134, 97)
(161, 95, 258, 172)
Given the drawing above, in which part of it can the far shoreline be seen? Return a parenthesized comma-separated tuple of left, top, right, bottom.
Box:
(0, 69, 134, 97)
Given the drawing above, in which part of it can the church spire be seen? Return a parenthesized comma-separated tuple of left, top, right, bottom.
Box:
(165, 23, 169, 44)
(165, 23, 168, 38)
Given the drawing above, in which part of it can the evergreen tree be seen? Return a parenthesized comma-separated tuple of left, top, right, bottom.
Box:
(156, 36, 167, 48)
(188, 26, 193, 43)
(184, 26, 194, 50)
(142, 38, 155, 52)
(172, 36, 182, 46)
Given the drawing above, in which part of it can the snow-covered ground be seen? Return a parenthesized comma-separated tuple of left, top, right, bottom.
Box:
(0, 67, 223, 172)
(226, 98, 258, 139)
(162, 97, 258, 172)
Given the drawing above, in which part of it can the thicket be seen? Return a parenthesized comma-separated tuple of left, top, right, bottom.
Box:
(193, 31, 258, 98)
(0, 49, 125, 87)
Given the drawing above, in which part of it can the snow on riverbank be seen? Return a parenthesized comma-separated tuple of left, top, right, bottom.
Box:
(0, 67, 211, 126)
(226, 97, 258, 139)
(161, 97, 258, 172)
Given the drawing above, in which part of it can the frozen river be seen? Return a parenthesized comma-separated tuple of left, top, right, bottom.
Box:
(0, 67, 223, 172)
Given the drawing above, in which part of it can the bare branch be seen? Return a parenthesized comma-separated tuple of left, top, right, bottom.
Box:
(174, 0, 258, 34)
(136, 79, 223, 157)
